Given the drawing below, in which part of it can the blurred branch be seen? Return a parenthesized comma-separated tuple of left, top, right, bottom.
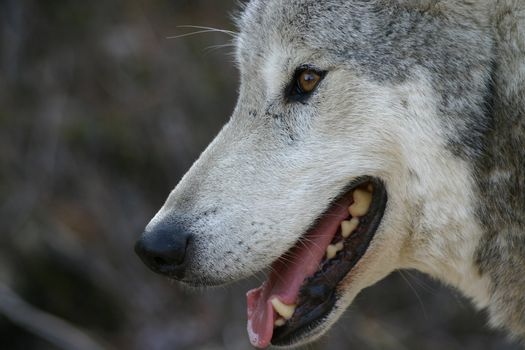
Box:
(0, 283, 108, 350)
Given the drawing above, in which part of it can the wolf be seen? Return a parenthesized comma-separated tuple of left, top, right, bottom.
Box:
(135, 0, 525, 348)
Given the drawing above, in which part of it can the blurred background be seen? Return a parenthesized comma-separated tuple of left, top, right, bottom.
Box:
(0, 1, 519, 349)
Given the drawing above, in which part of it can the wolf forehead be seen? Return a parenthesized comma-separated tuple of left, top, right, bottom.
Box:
(237, 0, 493, 160)
(237, 0, 490, 80)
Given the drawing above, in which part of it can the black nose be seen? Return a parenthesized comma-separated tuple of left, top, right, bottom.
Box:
(134, 222, 191, 280)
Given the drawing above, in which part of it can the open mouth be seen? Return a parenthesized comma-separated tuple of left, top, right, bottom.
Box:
(246, 177, 387, 348)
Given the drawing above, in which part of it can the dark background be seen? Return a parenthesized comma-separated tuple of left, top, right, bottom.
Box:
(0, 1, 519, 349)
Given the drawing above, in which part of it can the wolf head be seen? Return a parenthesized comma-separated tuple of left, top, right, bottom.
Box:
(136, 0, 525, 348)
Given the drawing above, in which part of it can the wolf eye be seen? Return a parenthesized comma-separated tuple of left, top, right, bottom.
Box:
(287, 67, 326, 101)
(298, 70, 321, 92)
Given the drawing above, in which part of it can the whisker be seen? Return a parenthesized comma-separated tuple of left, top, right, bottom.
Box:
(203, 42, 236, 56)
(399, 270, 428, 319)
(297, 237, 325, 253)
(403, 270, 437, 294)
(167, 29, 229, 40)
(267, 265, 288, 285)
(174, 24, 238, 38)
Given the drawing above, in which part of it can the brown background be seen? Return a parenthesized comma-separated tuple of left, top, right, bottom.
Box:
(0, 1, 519, 349)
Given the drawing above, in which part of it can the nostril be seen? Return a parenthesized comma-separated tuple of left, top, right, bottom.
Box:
(153, 256, 167, 266)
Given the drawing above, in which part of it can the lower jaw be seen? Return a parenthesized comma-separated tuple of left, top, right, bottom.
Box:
(272, 312, 330, 348)
(270, 177, 388, 347)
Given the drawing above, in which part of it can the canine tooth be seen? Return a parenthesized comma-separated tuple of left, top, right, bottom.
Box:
(274, 318, 286, 327)
(349, 189, 372, 217)
(271, 298, 296, 320)
(341, 218, 359, 238)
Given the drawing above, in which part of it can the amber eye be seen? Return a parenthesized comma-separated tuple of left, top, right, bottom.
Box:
(287, 67, 326, 101)
(298, 69, 322, 93)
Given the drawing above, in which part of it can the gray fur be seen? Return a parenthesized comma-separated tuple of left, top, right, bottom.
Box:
(144, 0, 525, 346)
(239, 0, 494, 157)
(475, 1, 525, 339)
(237, 1, 525, 341)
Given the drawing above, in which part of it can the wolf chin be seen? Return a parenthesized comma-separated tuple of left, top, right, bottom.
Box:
(135, 0, 525, 348)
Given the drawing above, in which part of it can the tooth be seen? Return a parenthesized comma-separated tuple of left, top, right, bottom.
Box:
(271, 298, 296, 320)
(326, 242, 344, 259)
(326, 244, 338, 259)
(274, 318, 286, 327)
(348, 189, 372, 217)
(341, 218, 359, 238)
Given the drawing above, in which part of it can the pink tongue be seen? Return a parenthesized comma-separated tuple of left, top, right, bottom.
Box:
(246, 196, 353, 348)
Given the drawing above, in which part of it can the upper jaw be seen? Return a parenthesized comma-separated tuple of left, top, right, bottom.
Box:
(141, 173, 390, 348)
